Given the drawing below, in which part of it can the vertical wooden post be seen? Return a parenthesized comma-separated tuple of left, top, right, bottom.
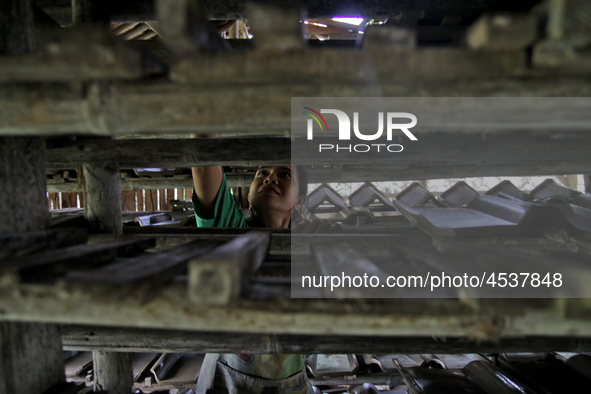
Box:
(585, 174, 591, 194)
(0, 2, 64, 394)
(92, 352, 132, 394)
(82, 162, 122, 235)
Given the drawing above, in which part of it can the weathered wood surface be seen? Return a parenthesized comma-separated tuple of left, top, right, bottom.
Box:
(93, 351, 132, 394)
(67, 239, 213, 286)
(171, 46, 525, 83)
(0, 238, 156, 281)
(44, 132, 591, 179)
(83, 162, 122, 235)
(46, 137, 289, 168)
(61, 325, 591, 354)
(189, 232, 270, 305)
(0, 0, 36, 55)
(0, 137, 49, 233)
(0, 27, 151, 82)
(2, 78, 591, 135)
(2, 279, 591, 338)
(0, 322, 64, 394)
(0, 228, 87, 260)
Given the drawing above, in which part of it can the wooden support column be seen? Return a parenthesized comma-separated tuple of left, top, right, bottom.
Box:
(82, 163, 123, 234)
(92, 352, 132, 394)
(0, 323, 64, 393)
(0, 1, 64, 394)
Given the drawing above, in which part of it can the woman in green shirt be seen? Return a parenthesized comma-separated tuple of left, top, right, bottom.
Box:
(192, 163, 317, 394)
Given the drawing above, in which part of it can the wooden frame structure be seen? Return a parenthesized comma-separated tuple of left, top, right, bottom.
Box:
(2, 0, 591, 393)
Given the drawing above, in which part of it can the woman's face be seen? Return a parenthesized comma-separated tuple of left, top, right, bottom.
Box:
(248, 165, 303, 215)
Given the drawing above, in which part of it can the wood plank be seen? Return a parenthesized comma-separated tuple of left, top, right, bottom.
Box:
(0, 137, 49, 233)
(61, 192, 71, 208)
(188, 232, 270, 305)
(122, 190, 136, 211)
(0, 3, 65, 393)
(1, 280, 589, 337)
(0, 322, 64, 393)
(83, 163, 122, 235)
(144, 189, 156, 211)
(79, 191, 84, 208)
(45, 132, 591, 173)
(0, 27, 151, 82)
(47, 192, 54, 209)
(61, 325, 591, 354)
(54, 193, 61, 210)
(185, 188, 193, 200)
(0, 228, 88, 260)
(67, 240, 215, 286)
(0, 238, 156, 282)
(137, 189, 144, 211)
(172, 46, 524, 83)
(167, 189, 174, 209)
(3, 78, 591, 136)
(70, 192, 78, 208)
(159, 189, 165, 211)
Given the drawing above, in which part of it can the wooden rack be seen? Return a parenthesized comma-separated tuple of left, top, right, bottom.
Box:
(2, 0, 591, 393)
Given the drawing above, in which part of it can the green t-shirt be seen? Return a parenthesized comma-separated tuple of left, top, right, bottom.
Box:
(192, 171, 305, 380)
(192, 171, 247, 228)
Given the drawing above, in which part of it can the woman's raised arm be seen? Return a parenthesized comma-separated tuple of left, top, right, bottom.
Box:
(191, 133, 223, 218)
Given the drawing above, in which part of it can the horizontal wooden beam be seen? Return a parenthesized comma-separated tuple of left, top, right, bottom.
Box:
(3, 77, 591, 136)
(47, 174, 253, 192)
(45, 137, 290, 169)
(45, 134, 591, 180)
(0, 26, 158, 83)
(0, 228, 87, 260)
(60, 325, 591, 354)
(171, 46, 525, 83)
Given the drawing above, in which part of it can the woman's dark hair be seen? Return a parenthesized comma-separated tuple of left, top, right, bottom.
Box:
(295, 165, 308, 197)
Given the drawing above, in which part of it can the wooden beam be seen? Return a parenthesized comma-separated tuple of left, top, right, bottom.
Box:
(82, 162, 122, 235)
(0, 4, 64, 389)
(172, 46, 525, 83)
(0, 137, 48, 233)
(1, 238, 156, 282)
(66, 239, 215, 287)
(3, 79, 591, 136)
(0, 27, 152, 83)
(0, 323, 64, 393)
(61, 325, 591, 354)
(0, 0, 36, 55)
(0, 228, 87, 260)
(188, 232, 270, 305)
(44, 133, 591, 180)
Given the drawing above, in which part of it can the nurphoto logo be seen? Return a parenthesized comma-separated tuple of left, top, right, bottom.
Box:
(303, 108, 418, 153)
